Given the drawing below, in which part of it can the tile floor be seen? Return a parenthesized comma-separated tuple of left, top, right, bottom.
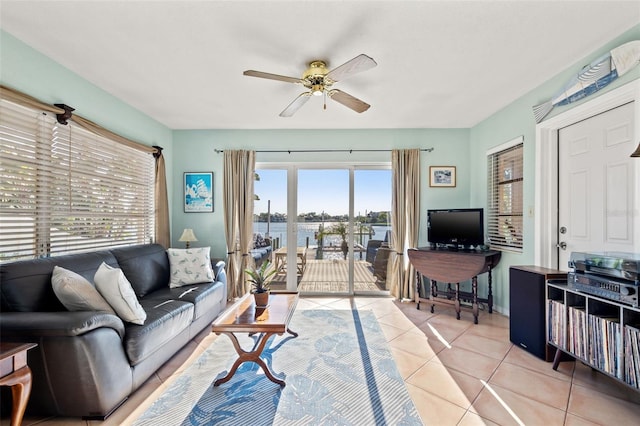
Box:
(5, 296, 640, 425)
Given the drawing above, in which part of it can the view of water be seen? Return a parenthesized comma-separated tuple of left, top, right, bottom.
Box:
(253, 221, 391, 249)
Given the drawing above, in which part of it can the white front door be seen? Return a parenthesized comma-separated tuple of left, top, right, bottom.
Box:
(557, 101, 638, 270)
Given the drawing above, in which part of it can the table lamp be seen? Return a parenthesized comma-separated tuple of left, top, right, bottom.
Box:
(179, 228, 198, 248)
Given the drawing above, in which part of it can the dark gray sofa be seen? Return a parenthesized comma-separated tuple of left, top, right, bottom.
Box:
(0, 243, 227, 419)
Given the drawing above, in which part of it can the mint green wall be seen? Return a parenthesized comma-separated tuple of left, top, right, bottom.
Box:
(3, 24, 639, 314)
(172, 128, 470, 257)
(0, 30, 175, 217)
(469, 25, 640, 313)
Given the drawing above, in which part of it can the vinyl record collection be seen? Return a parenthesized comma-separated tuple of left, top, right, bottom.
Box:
(624, 324, 640, 388)
(547, 282, 640, 390)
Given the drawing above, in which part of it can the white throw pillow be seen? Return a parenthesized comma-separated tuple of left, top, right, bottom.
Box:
(94, 262, 147, 325)
(51, 266, 115, 314)
(167, 247, 214, 288)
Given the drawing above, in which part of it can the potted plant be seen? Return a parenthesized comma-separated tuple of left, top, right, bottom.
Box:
(245, 261, 277, 307)
(316, 222, 349, 260)
(331, 222, 349, 259)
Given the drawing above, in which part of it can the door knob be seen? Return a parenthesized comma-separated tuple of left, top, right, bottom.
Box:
(556, 242, 567, 250)
(559, 226, 567, 234)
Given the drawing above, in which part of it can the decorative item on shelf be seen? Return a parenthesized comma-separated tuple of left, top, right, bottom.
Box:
(178, 228, 198, 249)
(245, 261, 277, 308)
(631, 142, 640, 158)
(532, 40, 640, 123)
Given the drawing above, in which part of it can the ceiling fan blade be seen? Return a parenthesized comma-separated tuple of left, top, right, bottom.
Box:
(243, 70, 302, 84)
(325, 54, 377, 82)
(327, 89, 371, 113)
(279, 92, 312, 117)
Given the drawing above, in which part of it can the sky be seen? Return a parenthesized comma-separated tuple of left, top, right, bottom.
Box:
(254, 169, 392, 217)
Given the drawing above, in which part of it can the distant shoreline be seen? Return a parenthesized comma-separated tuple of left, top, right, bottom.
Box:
(254, 220, 389, 224)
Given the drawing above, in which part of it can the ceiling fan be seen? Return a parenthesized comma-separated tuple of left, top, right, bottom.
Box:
(243, 54, 377, 117)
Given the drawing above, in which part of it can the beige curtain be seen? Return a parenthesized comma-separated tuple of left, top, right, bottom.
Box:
(0, 85, 156, 155)
(0, 84, 65, 115)
(154, 148, 170, 248)
(389, 149, 420, 300)
(71, 115, 156, 154)
(223, 150, 256, 299)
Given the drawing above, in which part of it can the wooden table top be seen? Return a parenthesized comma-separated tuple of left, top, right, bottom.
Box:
(212, 292, 299, 334)
(274, 247, 307, 255)
(408, 247, 501, 283)
(0, 343, 37, 360)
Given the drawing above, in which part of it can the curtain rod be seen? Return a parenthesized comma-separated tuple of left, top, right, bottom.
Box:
(214, 148, 434, 154)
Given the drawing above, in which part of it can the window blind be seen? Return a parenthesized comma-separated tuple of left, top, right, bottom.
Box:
(487, 141, 524, 252)
(0, 99, 155, 262)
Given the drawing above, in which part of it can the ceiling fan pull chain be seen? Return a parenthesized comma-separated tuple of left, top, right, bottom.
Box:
(324, 91, 327, 110)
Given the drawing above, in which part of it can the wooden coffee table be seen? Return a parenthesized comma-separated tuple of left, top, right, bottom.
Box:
(212, 292, 299, 387)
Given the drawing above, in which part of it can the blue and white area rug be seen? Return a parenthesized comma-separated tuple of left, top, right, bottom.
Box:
(134, 309, 422, 425)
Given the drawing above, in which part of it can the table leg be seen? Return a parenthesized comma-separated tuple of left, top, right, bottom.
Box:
(430, 279, 437, 313)
(472, 276, 479, 324)
(299, 251, 307, 275)
(0, 366, 32, 426)
(416, 272, 421, 310)
(487, 267, 494, 314)
(551, 347, 569, 371)
(215, 331, 292, 387)
(454, 282, 461, 320)
(297, 254, 304, 275)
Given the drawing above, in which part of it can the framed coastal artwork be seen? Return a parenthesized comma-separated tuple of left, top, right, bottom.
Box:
(184, 172, 214, 212)
(429, 166, 456, 187)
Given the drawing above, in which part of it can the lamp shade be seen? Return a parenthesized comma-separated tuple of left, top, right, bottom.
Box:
(179, 228, 198, 242)
(631, 142, 640, 158)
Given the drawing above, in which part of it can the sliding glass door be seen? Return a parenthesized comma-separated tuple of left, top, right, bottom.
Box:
(355, 169, 392, 292)
(298, 169, 350, 294)
(254, 164, 391, 295)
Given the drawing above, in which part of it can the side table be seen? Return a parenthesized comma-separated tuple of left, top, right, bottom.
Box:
(0, 342, 37, 426)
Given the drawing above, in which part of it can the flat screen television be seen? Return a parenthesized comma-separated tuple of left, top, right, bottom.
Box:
(427, 208, 484, 248)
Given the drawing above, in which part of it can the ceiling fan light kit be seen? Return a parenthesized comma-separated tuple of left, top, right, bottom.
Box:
(243, 54, 377, 117)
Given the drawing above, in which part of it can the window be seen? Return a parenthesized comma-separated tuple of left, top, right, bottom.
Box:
(487, 137, 523, 252)
(0, 99, 155, 262)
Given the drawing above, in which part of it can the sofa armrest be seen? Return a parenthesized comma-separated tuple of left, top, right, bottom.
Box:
(213, 260, 227, 285)
(0, 311, 125, 340)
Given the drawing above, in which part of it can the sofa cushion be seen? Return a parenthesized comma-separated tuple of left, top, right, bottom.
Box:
(167, 247, 214, 288)
(110, 244, 170, 298)
(124, 298, 194, 365)
(51, 266, 115, 314)
(146, 280, 225, 321)
(0, 250, 119, 313)
(94, 263, 147, 325)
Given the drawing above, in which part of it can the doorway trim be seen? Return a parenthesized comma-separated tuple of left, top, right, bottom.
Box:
(534, 79, 640, 268)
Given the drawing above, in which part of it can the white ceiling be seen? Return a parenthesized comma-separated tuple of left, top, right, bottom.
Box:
(1, 1, 638, 130)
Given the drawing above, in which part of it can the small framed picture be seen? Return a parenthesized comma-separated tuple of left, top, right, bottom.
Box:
(429, 166, 456, 187)
(184, 172, 213, 212)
